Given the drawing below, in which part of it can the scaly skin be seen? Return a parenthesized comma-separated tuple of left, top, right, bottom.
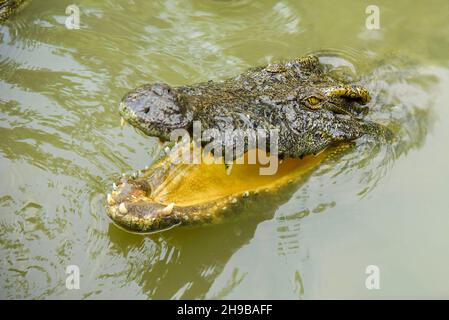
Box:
(0, 0, 24, 22)
(108, 55, 393, 233)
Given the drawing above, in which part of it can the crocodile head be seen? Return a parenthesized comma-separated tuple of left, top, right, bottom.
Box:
(111, 56, 393, 233)
(119, 83, 193, 141)
(119, 56, 391, 157)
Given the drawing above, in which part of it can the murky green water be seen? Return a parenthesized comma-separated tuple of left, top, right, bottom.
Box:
(1, 0, 449, 299)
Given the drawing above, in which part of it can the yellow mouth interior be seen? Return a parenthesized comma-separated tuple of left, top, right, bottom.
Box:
(150, 148, 329, 207)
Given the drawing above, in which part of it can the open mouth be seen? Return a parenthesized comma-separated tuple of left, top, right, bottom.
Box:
(106, 149, 331, 233)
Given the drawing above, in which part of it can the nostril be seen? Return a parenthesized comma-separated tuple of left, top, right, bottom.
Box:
(144, 107, 150, 113)
(152, 83, 172, 96)
(151, 83, 176, 98)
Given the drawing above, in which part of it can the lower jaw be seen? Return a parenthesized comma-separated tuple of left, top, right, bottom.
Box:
(106, 147, 333, 234)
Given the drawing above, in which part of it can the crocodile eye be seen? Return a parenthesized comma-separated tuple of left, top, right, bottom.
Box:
(308, 97, 320, 105)
(305, 96, 322, 109)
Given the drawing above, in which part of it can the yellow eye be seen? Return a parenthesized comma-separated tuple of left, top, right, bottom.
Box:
(307, 96, 321, 106)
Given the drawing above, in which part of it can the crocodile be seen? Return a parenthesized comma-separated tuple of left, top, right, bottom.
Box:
(107, 55, 393, 233)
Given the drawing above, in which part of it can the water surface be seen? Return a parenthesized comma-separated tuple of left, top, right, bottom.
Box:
(1, 0, 449, 299)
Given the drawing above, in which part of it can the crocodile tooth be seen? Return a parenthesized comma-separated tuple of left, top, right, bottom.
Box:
(107, 193, 115, 205)
(160, 202, 175, 215)
(119, 202, 128, 214)
(112, 183, 117, 190)
(226, 163, 233, 175)
(120, 117, 126, 127)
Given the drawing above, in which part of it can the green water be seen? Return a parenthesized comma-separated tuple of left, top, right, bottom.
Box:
(1, 0, 449, 299)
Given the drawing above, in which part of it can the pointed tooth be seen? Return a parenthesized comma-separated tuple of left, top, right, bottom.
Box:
(160, 202, 175, 215)
(107, 193, 115, 205)
(120, 117, 126, 127)
(112, 183, 117, 190)
(119, 202, 128, 214)
(226, 163, 233, 175)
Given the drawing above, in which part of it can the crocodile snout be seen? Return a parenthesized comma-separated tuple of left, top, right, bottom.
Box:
(120, 83, 192, 140)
